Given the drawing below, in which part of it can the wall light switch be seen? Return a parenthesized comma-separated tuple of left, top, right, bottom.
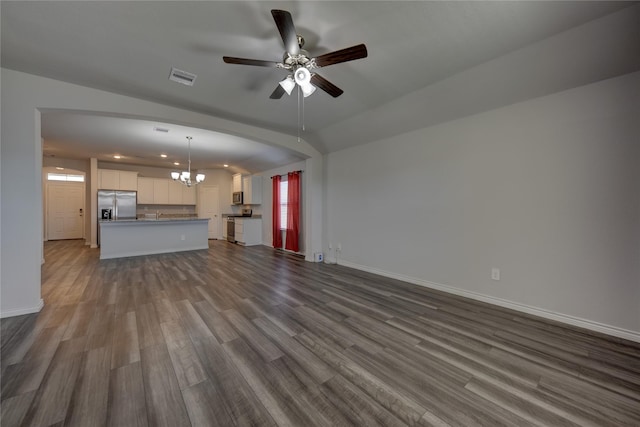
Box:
(491, 268, 500, 281)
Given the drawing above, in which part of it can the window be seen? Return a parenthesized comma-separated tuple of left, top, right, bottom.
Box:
(280, 178, 288, 230)
(47, 173, 85, 182)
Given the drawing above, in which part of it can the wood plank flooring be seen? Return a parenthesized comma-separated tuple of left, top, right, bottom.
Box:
(2, 239, 639, 426)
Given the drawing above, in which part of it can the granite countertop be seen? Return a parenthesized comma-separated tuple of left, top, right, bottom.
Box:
(99, 218, 209, 224)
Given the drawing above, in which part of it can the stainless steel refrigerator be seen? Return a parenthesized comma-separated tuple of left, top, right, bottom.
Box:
(98, 190, 137, 221)
(98, 190, 137, 246)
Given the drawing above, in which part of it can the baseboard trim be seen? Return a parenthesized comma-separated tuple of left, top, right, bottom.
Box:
(338, 259, 640, 344)
(1, 299, 45, 318)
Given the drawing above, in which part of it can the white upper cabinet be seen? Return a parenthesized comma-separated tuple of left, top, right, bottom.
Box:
(242, 175, 262, 205)
(182, 185, 196, 205)
(168, 180, 183, 205)
(118, 171, 138, 191)
(98, 169, 138, 191)
(232, 173, 242, 193)
(137, 177, 154, 204)
(136, 177, 196, 205)
(98, 169, 119, 190)
(153, 179, 169, 205)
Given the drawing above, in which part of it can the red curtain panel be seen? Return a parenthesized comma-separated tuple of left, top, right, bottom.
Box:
(285, 171, 300, 252)
(272, 175, 283, 248)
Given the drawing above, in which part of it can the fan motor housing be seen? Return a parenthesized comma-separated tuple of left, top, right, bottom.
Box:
(282, 49, 313, 68)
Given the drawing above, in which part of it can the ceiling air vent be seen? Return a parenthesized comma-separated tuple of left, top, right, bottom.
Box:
(153, 126, 170, 133)
(169, 67, 197, 86)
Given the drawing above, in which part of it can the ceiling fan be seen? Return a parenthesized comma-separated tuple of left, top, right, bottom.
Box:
(223, 9, 367, 99)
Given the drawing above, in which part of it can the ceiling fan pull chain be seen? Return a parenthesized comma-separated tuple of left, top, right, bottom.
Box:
(297, 85, 301, 143)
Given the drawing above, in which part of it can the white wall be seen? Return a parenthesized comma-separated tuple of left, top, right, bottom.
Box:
(0, 68, 320, 318)
(197, 168, 235, 215)
(326, 72, 640, 340)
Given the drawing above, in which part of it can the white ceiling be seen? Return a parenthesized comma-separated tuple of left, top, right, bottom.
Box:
(2, 1, 639, 172)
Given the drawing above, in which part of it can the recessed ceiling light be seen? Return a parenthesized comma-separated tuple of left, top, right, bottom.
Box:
(154, 127, 170, 133)
(223, 164, 229, 168)
(174, 162, 180, 166)
(113, 155, 122, 159)
(160, 154, 168, 158)
(56, 167, 64, 170)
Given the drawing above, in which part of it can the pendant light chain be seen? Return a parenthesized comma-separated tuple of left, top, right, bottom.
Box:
(187, 136, 192, 176)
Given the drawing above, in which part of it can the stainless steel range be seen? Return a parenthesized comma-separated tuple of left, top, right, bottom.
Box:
(227, 208, 252, 243)
(227, 217, 236, 242)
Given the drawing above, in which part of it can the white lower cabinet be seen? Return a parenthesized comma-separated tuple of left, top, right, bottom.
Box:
(234, 218, 261, 246)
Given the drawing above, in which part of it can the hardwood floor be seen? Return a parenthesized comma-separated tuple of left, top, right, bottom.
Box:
(2, 239, 639, 426)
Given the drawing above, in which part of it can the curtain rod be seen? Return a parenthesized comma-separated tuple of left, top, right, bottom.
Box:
(270, 170, 303, 179)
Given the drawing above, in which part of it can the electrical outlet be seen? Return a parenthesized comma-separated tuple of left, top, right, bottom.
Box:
(181, 234, 186, 241)
(491, 268, 500, 281)
(328, 243, 332, 250)
(337, 243, 342, 252)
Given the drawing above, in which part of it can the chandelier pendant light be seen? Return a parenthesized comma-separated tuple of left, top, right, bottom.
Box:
(171, 136, 205, 187)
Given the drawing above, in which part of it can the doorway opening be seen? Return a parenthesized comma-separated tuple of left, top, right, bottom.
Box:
(44, 169, 86, 241)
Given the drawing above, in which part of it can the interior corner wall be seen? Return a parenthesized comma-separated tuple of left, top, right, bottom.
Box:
(1, 87, 43, 316)
(325, 72, 640, 339)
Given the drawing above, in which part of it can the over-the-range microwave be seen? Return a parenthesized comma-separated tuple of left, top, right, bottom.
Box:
(232, 191, 243, 205)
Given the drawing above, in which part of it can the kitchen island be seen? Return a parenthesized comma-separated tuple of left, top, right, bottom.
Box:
(99, 218, 209, 260)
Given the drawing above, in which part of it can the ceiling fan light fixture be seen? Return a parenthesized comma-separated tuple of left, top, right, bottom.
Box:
(300, 82, 316, 98)
(293, 67, 316, 97)
(171, 171, 180, 180)
(279, 75, 295, 95)
(196, 174, 205, 183)
(294, 67, 311, 85)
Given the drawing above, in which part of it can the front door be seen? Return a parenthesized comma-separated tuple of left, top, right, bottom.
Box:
(198, 185, 220, 239)
(48, 182, 84, 240)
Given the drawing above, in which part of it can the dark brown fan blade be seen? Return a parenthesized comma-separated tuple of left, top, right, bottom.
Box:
(314, 44, 368, 67)
(223, 57, 279, 67)
(310, 74, 344, 98)
(269, 84, 286, 99)
(271, 10, 299, 55)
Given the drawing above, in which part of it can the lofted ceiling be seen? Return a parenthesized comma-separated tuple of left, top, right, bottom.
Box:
(2, 1, 639, 172)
